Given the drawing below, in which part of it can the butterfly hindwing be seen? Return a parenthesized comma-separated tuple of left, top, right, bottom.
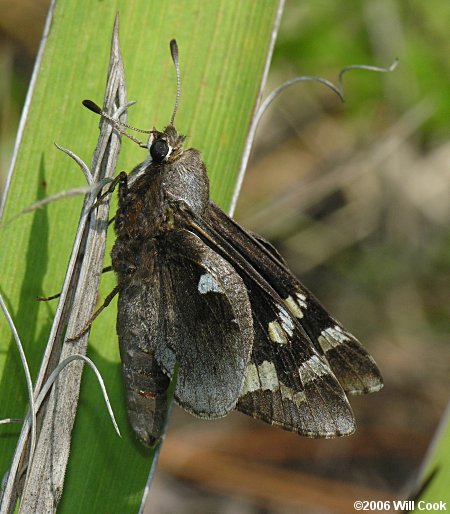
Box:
(158, 229, 254, 418)
(116, 227, 253, 445)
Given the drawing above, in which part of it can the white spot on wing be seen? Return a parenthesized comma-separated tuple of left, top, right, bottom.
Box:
(284, 295, 303, 318)
(258, 361, 279, 390)
(269, 305, 296, 345)
(268, 321, 288, 345)
(198, 273, 223, 294)
(284, 293, 307, 319)
(277, 305, 294, 336)
(318, 325, 351, 352)
(241, 361, 278, 394)
(241, 361, 307, 407)
(296, 292, 307, 309)
(299, 355, 330, 384)
(280, 383, 306, 406)
(241, 363, 260, 394)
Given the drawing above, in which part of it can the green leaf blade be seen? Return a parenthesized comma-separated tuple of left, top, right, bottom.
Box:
(0, 1, 283, 512)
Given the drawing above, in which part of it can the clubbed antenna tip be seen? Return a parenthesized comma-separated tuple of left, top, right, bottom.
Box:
(169, 39, 181, 126)
(81, 99, 151, 148)
(82, 99, 102, 114)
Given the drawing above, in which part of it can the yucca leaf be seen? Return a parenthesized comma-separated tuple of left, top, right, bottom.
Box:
(0, 1, 284, 512)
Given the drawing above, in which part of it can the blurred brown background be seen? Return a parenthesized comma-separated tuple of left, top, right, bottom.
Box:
(1, 1, 449, 513)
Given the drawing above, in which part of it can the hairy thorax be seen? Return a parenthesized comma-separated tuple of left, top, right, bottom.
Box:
(111, 146, 210, 281)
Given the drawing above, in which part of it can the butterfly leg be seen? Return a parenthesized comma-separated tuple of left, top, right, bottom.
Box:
(117, 171, 128, 202)
(37, 266, 114, 302)
(88, 170, 128, 211)
(66, 285, 120, 342)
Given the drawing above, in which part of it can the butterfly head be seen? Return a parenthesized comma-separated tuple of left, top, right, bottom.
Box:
(146, 125, 186, 164)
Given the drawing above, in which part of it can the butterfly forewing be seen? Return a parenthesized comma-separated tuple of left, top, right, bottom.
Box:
(185, 207, 357, 436)
(236, 280, 355, 437)
(202, 204, 383, 396)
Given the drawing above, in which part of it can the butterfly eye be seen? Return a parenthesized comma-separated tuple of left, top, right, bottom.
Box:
(150, 139, 170, 163)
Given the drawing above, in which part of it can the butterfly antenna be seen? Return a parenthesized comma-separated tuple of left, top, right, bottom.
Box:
(82, 99, 153, 148)
(169, 39, 181, 126)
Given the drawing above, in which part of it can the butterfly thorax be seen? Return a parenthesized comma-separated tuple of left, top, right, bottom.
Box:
(115, 125, 209, 237)
(111, 126, 210, 279)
